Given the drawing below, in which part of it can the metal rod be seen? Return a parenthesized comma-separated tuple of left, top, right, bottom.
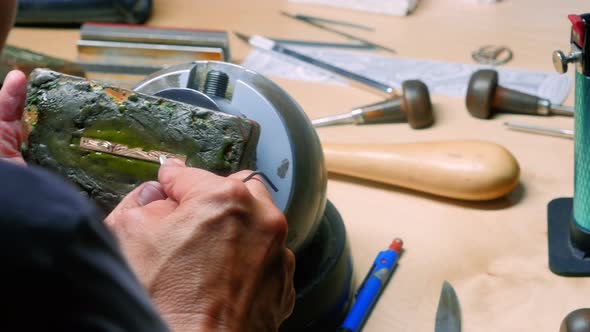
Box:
(279, 45, 394, 96)
(550, 104, 575, 116)
(159, 155, 167, 165)
(270, 38, 374, 49)
(293, 14, 375, 31)
(312, 111, 363, 127)
(241, 33, 396, 97)
(504, 122, 574, 139)
(242, 171, 279, 192)
(312, 98, 408, 128)
(280, 11, 396, 54)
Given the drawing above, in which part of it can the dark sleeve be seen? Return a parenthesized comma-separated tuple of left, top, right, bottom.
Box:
(0, 161, 169, 332)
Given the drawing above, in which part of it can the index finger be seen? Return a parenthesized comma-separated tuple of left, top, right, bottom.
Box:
(158, 158, 225, 203)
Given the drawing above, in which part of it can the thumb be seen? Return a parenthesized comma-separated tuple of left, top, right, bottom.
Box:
(0, 70, 27, 122)
(113, 181, 167, 212)
(0, 70, 27, 165)
(105, 181, 167, 228)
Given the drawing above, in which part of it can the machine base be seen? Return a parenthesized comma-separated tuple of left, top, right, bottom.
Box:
(280, 200, 354, 332)
(548, 197, 590, 276)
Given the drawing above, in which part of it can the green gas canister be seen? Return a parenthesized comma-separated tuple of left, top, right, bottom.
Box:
(548, 13, 590, 276)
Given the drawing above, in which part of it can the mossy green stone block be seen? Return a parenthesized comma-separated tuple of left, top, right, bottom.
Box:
(24, 69, 260, 212)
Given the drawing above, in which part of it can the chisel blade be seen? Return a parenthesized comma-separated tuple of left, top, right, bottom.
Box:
(435, 281, 462, 332)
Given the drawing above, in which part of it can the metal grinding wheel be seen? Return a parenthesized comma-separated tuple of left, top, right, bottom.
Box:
(134, 61, 354, 328)
(134, 61, 326, 252)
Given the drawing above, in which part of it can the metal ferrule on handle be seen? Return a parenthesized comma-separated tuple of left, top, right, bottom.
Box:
(311, 98, 406, 127)
(551, 103, 576, 116)
(535, 99, 575, 116)
(355, 99, 406, 124)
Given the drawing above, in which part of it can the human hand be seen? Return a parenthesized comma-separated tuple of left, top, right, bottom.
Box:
(106, 160, 296, 332)
(0, 70, 27, 166)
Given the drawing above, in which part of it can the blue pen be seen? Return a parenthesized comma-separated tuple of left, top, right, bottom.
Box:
(338, 238, 403, 332)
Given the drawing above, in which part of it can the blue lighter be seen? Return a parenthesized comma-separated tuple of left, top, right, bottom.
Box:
(338, 238, 403, 332)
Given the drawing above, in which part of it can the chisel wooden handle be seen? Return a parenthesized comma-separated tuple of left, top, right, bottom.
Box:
(322, 140, 520, 201)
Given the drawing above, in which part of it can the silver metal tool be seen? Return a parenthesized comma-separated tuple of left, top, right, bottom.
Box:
(466, 69, 574, 119)
(241, 171, 279, 192)
(237, 33, 395, 97)
(560, 308, 590, 332)
(280, 11, 396, 54)
(312, 80, 433, 129)
(472, 45, 513, 66)
(435, 281, 462, 332)
(257, 37, 373, 50)
(553, 49, 583, 74)
(134, 61, 354, 331)
(291, 13, 375, 31)
(158, 154, 167, 165)
(134, 61, 326, 252)
(504, 122, 574, 139)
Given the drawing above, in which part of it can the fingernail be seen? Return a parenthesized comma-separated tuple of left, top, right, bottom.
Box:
(159, 155, 167, 165)
(137, 182, 166, 206)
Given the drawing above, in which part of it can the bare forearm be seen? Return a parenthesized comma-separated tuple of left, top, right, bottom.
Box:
(0, 0, 17, 50)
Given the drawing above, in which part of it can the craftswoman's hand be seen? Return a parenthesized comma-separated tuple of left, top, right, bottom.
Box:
(0, 1, 25, 165)
(0, 70, 27, 166)
(106, 159, 296, 332)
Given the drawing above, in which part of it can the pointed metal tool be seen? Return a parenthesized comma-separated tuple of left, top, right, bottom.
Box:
(233, 31, 372, 50)
(504, 122, 574, 139)
(466, 69, 574, 119)
(435, 281, 462, 332)
(280, 11, 396, 54)
(236, 32, 396, 97)
(260, 38, 372, 49)
(291, 13, 375, 31)
(159, 154, 167, 165)
(312, 80, 434, 129)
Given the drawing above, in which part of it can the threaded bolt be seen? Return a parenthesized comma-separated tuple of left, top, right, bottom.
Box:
(203, 70, 229, 98)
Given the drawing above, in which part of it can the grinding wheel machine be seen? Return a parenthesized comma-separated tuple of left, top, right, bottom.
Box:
(134, 61, 354, 331)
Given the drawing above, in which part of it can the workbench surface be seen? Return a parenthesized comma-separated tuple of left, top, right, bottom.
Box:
(8, 1, 588, 331)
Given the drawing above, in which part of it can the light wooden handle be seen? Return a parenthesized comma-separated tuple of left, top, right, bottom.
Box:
(322, 140, 520, 201)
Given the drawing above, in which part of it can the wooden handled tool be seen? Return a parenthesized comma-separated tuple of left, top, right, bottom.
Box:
(323, 140, 520, 201)
(466, 69, 574, 119)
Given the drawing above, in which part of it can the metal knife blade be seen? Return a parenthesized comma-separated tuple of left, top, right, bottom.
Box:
(435, 281, 462, 332)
